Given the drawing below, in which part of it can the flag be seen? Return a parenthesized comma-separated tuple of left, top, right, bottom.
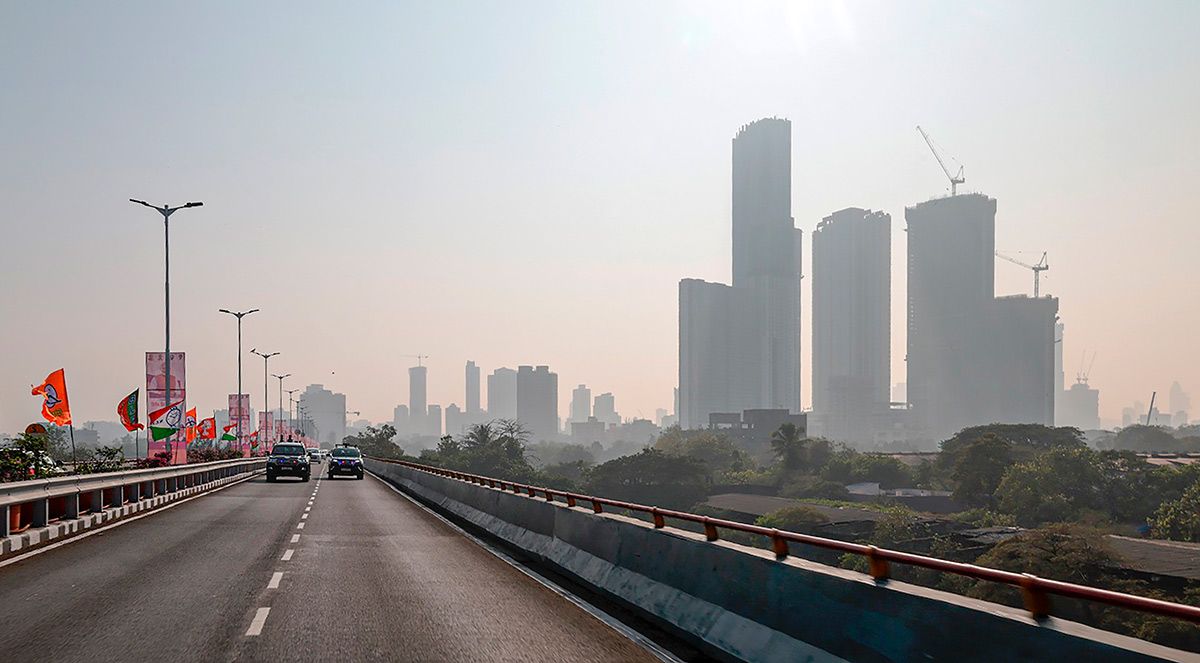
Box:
(117, 389, 144, 431)
(221, 423, 238, 442)
(250, 429, 260, 449)
(149, 399, 184, 441)
(197, 417, 216, 440)
(32, 369, 72, 426)
(184, 408, 198, 444)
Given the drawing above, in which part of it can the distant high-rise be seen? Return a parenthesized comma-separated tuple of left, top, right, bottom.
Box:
(1060, 382, 1100, 430)
(445, 403, 463, 436)
(679, 118, 803, 428)
(906, 193, 1057, 439)
(465, 361, 481, 414)
(517, 365, 558, 442)
(427, 404, 442, 437)
(487, 367, 518, 420)
(392, 404, 409, 435)
(570, 384, 591, 424)
(1170, 381, 1191, 426)
(811, 207, 891, 443)
(594, 392, 619, 426)
(409, 366, 427, 433)
(298, 383, 346, 447)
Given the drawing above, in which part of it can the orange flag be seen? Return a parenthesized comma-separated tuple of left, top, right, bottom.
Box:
(32, 369, 72, 426)
(184, 408, 198, 444)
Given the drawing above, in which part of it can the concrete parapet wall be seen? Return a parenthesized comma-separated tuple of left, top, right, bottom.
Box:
(367, 459, 1198, 663)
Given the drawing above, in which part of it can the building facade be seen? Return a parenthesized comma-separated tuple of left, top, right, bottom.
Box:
(298, 383, 346, 448)
(811, 207, 891, 443)
(487, 367, 517, 420)
(517, 365, 558, 442)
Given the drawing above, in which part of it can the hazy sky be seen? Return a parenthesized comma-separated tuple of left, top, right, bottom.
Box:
(3, 1, 1198, 433)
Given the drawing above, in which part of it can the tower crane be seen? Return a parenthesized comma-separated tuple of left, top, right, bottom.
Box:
(402, 354, 429, 367)
(995, 251, 1050, 297)
(1076, 351, 1097, 386)
(916, 125, 965, 196)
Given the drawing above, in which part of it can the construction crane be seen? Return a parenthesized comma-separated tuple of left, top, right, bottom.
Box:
(916, 125, 965, 196)
(402, 354, 429, 367)
(995, 251, 1050, 297)
(1076, 351, 1097, 386)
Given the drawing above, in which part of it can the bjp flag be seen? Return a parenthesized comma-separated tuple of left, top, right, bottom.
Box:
(32, 369, 72, 426)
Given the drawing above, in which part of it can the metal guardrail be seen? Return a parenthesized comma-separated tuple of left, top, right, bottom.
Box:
(2, 458, 265, 537)
(371, 457, 1200, 626)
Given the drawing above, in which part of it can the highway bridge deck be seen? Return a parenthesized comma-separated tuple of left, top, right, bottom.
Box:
(0, 465, 662, 662)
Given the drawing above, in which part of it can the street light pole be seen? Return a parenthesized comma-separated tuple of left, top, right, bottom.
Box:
(286, 389, 299, 441)
(131, 198, 202, 460)
(251, 349, 279, 452)
(219, 308, 258, 454)
(273, 373, 291, 442)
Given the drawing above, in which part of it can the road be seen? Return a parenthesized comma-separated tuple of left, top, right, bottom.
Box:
(0, 462, 663, 662)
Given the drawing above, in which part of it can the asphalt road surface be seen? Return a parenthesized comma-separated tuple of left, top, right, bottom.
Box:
(0, 462, 663, 662)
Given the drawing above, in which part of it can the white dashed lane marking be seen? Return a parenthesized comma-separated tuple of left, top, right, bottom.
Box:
(282, 549, 294, 561)
(296, 522, 305, 529)
(291, 534, 300, 543)
(246, 608, 271, 636)
(301, 514, 308, 519)
(268, 572, 283, 589)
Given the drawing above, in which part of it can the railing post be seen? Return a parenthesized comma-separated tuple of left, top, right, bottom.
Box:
(867, 546, 890, 582)
(771, 530, 789, 559)
(566, 495, 576, 508)
(592, 500, 603, 514)
(703, 517, 719, 541)
(2, 505, 10, 537)
(65, 493, 80, 519)
(652, 508, 665, 529)
(32, 498, 49, 528)
(1021, 574, 1052, 620)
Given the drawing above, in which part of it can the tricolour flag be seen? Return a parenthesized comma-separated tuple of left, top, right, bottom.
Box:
(249, 429, 260, 449)
(32, 369, 72, 426)
(149, 399, 184, 441)
(221, 423, 238, 442)
(198, 418, 216, 440)
(117, 389, 144, 432)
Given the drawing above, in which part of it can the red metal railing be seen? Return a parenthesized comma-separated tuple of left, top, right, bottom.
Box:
(370, 457, 1200, 625)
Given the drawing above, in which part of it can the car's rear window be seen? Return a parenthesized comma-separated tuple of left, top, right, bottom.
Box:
(272, 444, 306, 456)
(331, 448, 361, 458)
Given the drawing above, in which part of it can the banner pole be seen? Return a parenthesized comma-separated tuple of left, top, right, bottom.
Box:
(68, 424, 78, 466)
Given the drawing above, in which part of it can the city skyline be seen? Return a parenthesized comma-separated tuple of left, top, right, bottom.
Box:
(3, 2, 1199, 431)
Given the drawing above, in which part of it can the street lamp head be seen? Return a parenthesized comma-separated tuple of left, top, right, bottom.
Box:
(184, 202, 203, 208)
(129, 198, 151, 207)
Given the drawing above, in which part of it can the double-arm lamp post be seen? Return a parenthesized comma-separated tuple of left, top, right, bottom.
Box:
(273, 373, 291, 443)
(219, 309, 258, 453)
(250, 349, 279, 450)
(131, 198, 202, 459)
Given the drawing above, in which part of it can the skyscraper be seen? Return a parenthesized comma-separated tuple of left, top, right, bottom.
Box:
(298, 383, 345, 448)
(906, 193, 1057, 439)
(409, 365, 427, 434)
(569, 384, 591, 424)
(593, 392, 619, 426)
(517, 365, 558, 442)
(465, 361, 480, 415)
(487, 367, 518, 420)
(679, 118, 803, 428)
(811, 208, 891, 443)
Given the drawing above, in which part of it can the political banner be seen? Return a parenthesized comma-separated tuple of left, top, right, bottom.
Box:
(228, 394, 252, 456)
(146, 352, 186, 464)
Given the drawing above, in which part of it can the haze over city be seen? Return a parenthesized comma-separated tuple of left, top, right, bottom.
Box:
(3, 0, 1198, 431)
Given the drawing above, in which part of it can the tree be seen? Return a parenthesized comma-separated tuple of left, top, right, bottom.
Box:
(343, 424, 404, 460)
(1149, 481, 1200, 542)
(770, 423, 806, 472)
(822, 451, 916, 489)
(993, 446, 1103, 526)
(950, 433, 1014, 507)
(420, 420, 539, 483)
(655, 428, 754, 482)
(755, 507, 829, 533)
(1112, 425, 1183, 452)
(584, 448, 710, 510)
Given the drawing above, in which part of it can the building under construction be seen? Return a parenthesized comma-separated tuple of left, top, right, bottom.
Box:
(906, 193, 1058, 441)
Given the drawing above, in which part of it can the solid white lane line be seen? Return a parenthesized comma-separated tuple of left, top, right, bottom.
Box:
(296, 522, 305, 529)
(282, 549, 294, 561)
(246, 607, 271, 636)
(268, 572, 283, 589)
(291, 534, 300, 543)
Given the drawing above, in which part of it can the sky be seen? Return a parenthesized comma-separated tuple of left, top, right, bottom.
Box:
(2, 0, 1199, 433)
